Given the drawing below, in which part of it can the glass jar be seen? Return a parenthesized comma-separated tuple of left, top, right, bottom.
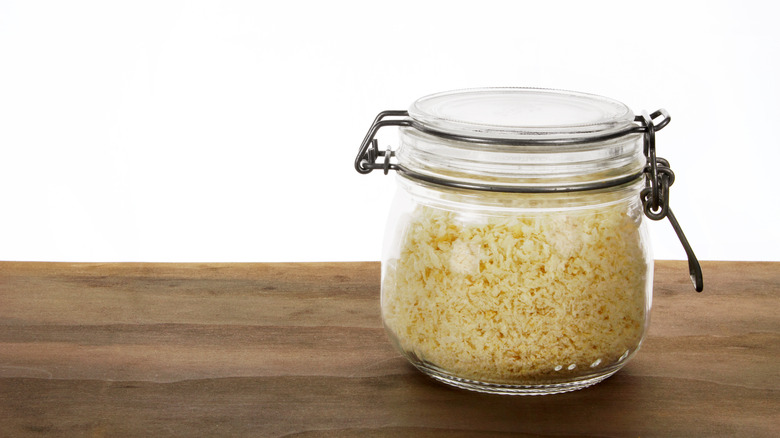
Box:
(355, 88, 702, 395)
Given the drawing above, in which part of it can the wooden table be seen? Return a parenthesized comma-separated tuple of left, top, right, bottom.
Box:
(0, 261, 777, 437)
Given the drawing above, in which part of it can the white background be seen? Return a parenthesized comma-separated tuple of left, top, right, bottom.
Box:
(1, 0, 778, 262)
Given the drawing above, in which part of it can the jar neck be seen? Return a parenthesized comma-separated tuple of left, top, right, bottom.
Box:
(396, 174, 645, 213)
(396, 127, 645, 194)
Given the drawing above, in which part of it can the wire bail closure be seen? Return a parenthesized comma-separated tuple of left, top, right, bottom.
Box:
(355, 107, 703, 292)
(636, 110, 703, 292)
(354, 110, 409, 175)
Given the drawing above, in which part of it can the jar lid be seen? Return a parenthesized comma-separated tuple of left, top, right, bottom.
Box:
(393, 88, 645, 192)
(408, 88, 636, 143)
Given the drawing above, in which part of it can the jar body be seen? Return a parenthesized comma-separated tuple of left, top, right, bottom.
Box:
(381, 176, 653, 395)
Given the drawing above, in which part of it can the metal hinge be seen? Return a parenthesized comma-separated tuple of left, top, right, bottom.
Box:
(354, 110, 409, 175)
(637, 110, 703, 292)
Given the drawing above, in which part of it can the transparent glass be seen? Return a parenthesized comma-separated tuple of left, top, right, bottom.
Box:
(381, 176, 653, 395)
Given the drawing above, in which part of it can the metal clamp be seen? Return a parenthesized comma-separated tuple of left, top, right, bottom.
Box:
(636, 110, 704, 292)
(354, 110, 410, 174)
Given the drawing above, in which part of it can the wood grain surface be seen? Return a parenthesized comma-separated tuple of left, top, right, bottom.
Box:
(0, 260, 777, 437)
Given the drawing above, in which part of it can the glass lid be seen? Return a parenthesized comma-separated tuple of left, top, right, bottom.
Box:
(407, 88, 636, 141)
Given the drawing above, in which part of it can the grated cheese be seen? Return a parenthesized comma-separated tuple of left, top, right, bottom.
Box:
(381, 200, 649, 384)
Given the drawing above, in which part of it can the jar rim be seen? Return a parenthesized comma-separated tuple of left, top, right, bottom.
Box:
(408, 87, 636, 143)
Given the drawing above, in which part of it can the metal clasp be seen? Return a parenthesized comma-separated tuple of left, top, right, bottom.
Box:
(637, 110, 704, 292)
(354, 110, 410, 175)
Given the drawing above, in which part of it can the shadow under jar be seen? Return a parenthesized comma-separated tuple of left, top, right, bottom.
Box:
(355, 88, 702, 395)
